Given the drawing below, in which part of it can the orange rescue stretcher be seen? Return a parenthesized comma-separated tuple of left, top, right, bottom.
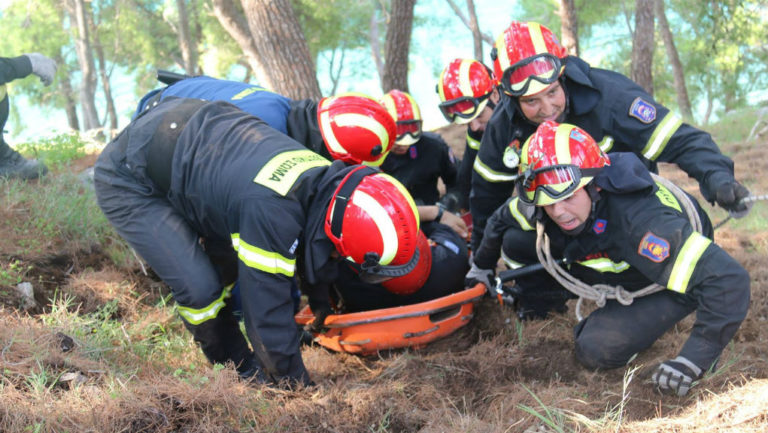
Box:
(294, 283, 486, 355)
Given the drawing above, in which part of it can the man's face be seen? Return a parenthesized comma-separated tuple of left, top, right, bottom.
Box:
(518, 81, 566, 124)
(542, 187, 592, 232)
(391, 144, 411, 155)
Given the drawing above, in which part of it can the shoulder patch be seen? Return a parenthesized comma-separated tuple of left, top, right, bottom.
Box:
(638, 231, 670, 263)
(592, 219, 607, 234)
(629, 97, 656, 123)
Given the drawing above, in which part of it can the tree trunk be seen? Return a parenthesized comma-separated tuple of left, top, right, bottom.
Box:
(211, 0, 269, 85)
(94, 37, 118, 134)
(445, 0, 493, 61)
(66, 0, 100, 131)
(631, 0, 654, 95)
(55, 52, 80, 131)
(240, 0, 321, 99)
(654, 0, 692, 120)
(369, 1, 385, 81)
(175, 0, 198, 74)
(558, 0, 579, 56)
(382, 0, 416, 92)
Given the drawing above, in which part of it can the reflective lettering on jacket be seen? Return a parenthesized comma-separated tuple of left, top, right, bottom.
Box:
(231, 85, 266, 101)
(231, 233, 296, 276)
(177, 283, 233, 324)
(642, 113, 683, 161)
(253, 149, 331, 196)
(466, 131, 481, 151)
(667, 232, 711, 293)
(474, 155, 519, 182)
(654, 182, 682, 212)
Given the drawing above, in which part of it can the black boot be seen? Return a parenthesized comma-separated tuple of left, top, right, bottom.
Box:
(0, 141, 47, 180)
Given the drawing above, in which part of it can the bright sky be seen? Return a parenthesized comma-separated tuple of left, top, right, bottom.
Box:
(4, 0, 528, 144)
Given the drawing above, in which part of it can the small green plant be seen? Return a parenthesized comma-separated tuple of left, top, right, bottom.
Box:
(14, 132, 93, 171)
(0, 259, 33, 286)
(517, 384, 567, 433)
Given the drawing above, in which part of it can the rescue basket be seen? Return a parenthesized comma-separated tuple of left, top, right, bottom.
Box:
(295, 283, 486, 355)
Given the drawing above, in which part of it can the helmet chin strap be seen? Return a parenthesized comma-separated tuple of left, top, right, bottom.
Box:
(562, 182, 600, 236)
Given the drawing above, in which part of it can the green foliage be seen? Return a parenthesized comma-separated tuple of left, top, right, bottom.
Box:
(0, 260, 33, 286)
(14, 132, 89, 171)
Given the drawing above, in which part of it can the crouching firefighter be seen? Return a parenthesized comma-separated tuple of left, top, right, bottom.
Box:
(94, 97, 420, 387)
(466, 121, 750, 396)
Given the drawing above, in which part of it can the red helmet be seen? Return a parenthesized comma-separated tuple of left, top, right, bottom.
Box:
(381, 231, 432, 295)
(436, 59, 496, 124)
(380, 89, 422, 146)
(325, 166, 421, 284)
(317, 93, 396, 167)
(518, 121, 610, 206)
(491, 21, 568, 97)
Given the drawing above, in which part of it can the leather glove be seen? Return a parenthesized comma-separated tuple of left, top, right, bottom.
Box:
(24, 53, 57, 86)
(715, 181, 752, 218)
(651, 356, 702, 396)
(304, 305, 331, 334)
(464, 263, 495, 293)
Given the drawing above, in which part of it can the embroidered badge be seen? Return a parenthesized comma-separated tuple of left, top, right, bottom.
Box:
(592, 219, 607, 234)
(638, 231, 670, 263)
(409, 146, 418, 159)
(629, 97, 656, 123)
(503, 140, 520, 169)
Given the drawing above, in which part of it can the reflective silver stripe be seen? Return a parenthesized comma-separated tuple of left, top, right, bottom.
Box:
(578, 258, 630, 273)
(508, 198, 534, 231)
(466, 132, 481, 150)
(598, 135, 614, 153)
(667, 233, 711, 293)
(642, 113, 683, 161)
(473, 156, 518, 182)
(232, 234, 295, 276)
(177, 284, 233, 325)
(501, 250, 525, 269)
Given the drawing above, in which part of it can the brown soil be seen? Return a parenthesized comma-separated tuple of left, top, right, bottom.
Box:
(0, 125, 766, 432)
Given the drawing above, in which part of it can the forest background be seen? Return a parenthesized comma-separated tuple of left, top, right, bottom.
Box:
(1, 0, 767, 144)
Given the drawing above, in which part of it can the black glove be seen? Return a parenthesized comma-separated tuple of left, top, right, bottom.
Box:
(651, 356, 702, 396)
(464, 263, 495, 293)
(715, 181, 752, 218)
(304, 305, 331, 334)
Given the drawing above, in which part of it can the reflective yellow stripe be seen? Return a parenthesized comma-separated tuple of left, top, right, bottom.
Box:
(466, 132, 481, 150)
(231, 234, 295, 276)
(508, 198, 534, 231)
(473, 157, 518, 182)
(667, 233, 711, 293)
(642, 113, 683, 161)
(177, 284, 233, 325)
(501, 250, 525, 269)
(598, 135, 614, 153)
(253, 149, 330, 196)
(528, 22, 548, 54)
(231, 86, 266, 101)
(351, 189, 398, 265)
(578, 258, 630, 273)
(555, 124, 573, 163)
(458, 59, 474, 95)
(379, 173, 420, 228)
(655, 182, 682, 212)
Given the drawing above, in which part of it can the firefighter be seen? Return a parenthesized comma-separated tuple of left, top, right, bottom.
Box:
(380, 89, 459, 207)
(135, 75, 395, 166)
(436, 58, 500, 211)
(470, 20, 752, 255)
(94, 97, 421, 387)
(0, 53, 57, 179)
(466, 121, 750, 397)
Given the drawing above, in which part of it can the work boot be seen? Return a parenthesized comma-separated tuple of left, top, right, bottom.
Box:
(0, 145, 48, 180)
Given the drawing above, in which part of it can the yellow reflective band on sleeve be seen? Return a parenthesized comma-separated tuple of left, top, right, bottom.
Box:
(231, 86, 266, 101)
(473, 156, 519, 182)
(642, 113, 683, 161)
(598, 135, 614, 153)
(177, 284, 233, 325)
(578, 258, 630, 273)
(655, 182, 682, 212)
(253, 149, 331, 196)
(508, 198, 534, 231)
(466, 132, 481, 150)
(231, 234, 296, 276)
(667, 232, 712, 293)
(501, 250, 525, 270)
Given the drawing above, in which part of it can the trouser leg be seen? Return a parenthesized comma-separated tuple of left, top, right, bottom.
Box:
(573, 290, 695, 370)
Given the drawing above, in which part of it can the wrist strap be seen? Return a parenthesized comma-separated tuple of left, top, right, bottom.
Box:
(435, 204, 445, 222)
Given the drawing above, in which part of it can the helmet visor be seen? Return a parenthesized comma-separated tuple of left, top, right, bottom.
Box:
(395, 119, 423, 143)
(348, 248, 421, 284)
(501, 54, 562, 97)
(517, 164, 600, 206)
(438, 93, 490, 123)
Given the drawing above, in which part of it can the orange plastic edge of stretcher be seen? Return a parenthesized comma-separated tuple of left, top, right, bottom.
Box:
(294, 284, 486, 355)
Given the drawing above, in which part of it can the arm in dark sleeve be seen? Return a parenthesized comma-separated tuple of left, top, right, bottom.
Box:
(0, 56, 33, 85)
(455, 129, 481, 210)
(473, 197, 533, 270)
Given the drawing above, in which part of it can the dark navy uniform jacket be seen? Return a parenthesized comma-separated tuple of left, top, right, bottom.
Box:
(455, 127, 482, 210)
(381, 131, 458, 205)
(470, 56, 737, 250)
(473, 152, 750, 370)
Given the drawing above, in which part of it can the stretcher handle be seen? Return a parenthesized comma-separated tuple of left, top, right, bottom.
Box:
(494, 258, 567, 286)
(157, 69, 193, 85)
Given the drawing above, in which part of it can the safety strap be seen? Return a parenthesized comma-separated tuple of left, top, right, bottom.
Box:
(535, 173, 704, 321)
